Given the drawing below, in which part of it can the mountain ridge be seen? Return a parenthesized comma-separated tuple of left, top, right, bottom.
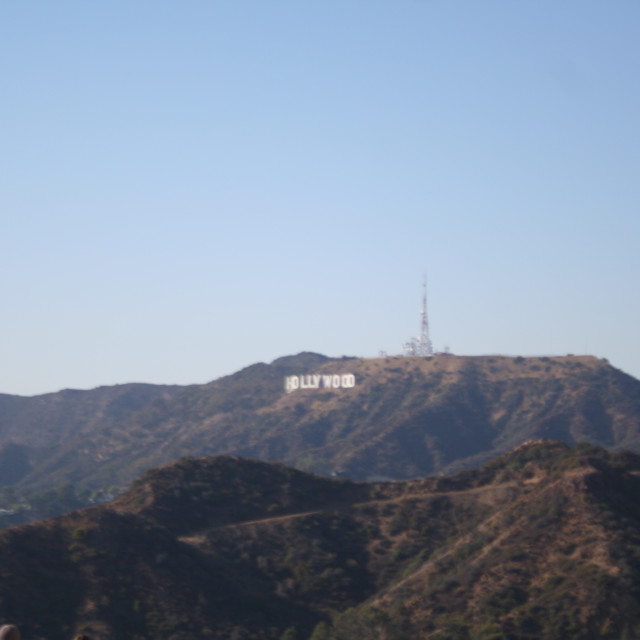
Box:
(1, 353, 640, 511)
(4, 442, 640, 639)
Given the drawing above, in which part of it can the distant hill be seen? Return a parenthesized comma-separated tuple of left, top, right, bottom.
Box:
(1, 353, 640, 507)
(3, 442, 640, 639)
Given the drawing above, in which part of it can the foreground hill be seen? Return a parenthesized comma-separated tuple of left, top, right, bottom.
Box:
(3, 443, 640, 639)
(1, 353, 640, 505)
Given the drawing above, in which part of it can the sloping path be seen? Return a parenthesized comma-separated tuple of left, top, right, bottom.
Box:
(177, 479, 533, 547)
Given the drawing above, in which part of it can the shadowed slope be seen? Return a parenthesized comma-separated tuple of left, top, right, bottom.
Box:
(2, 444, 640, 638)
(1, 354, 639, 507)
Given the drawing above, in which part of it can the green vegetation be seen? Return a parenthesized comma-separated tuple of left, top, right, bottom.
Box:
(1, 352, 640, 533)
(2, 354, 640, 635)
(1, 444, 640, 638)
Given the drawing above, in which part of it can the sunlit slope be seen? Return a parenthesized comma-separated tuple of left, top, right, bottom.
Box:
(1, 353, 639, 493)
(4, 443, 640, 639)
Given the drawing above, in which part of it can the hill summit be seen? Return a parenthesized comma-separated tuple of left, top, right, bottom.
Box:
(4, 442, 640, 639)
(1, 353, 639, 502)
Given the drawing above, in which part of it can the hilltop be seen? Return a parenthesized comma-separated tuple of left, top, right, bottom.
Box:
(1, 353, 640, 523)
(3, 442, 640, 639)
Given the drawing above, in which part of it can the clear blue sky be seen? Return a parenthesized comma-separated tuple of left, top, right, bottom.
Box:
(2, 2, 639, 396)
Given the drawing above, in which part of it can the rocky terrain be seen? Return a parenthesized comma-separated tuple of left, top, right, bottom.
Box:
(1, 353, 640, 526)
(2, 442, 640, 639)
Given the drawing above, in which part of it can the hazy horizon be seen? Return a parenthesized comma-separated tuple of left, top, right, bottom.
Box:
(2, 2, 639, 396)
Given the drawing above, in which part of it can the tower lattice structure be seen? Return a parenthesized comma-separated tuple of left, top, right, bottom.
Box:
(403, 276, 434, 357)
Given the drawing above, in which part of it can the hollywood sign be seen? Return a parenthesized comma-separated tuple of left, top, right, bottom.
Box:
(284, 373, 356, 393)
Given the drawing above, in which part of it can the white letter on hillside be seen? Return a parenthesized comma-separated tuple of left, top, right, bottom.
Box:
(341, 374, 355, 388)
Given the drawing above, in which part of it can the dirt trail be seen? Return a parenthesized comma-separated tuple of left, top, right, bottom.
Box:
(178, 509, 326, 545)
(178, 479, 533, 547)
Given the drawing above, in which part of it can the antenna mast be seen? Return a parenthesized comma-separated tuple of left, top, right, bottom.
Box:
(420, 276, 433, 355)
(403, 275, 434, 356)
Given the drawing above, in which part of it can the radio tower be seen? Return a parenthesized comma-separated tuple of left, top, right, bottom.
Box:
(403, 276, 434, 356)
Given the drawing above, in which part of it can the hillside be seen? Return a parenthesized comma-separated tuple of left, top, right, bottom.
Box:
(1, 353, 640, 514)
(3, 443, 640, 639)
(0, 382, 184, 487)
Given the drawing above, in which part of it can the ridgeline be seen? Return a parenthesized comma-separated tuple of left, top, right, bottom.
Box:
(1, 353, 640, 525)
(3, 443, 640, 638)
